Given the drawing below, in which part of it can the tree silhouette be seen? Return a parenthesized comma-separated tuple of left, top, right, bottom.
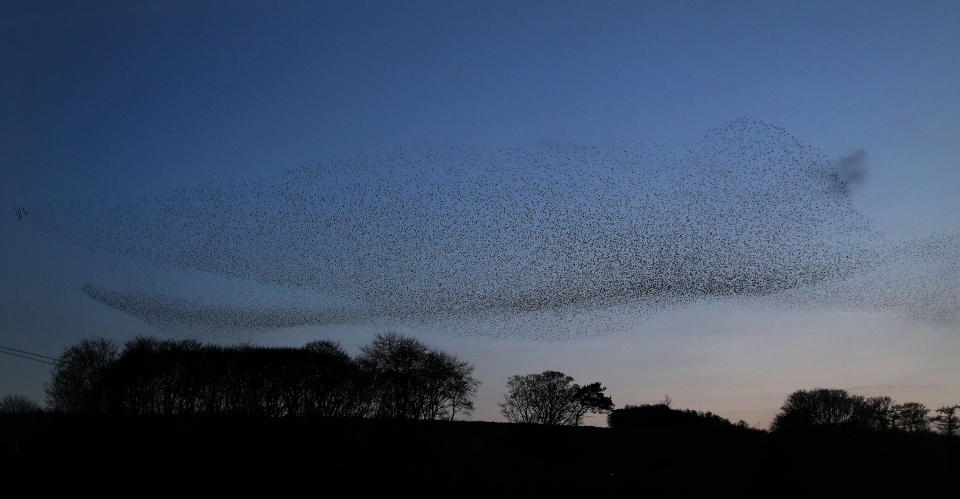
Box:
(771, 389, 895, 432)
(772, 388, 935, 434)
(930, 405, 960, 436)
(0, 394, 42, 413)
(772, 389, 858, 431)
(861, 395, 894, 431)
(302, 339, 364, 417)
(569, 382, 615, 425)
(39, 334, 478, 420)
(45, 337, 119, 413)
(358, 333, 479, 420)
(891, 402, 930, 433)
(432, 350, 480, 421)
(500, 370, 613, 425)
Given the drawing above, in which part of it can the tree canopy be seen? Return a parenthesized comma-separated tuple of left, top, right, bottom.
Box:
(42, 333, 478, 421)
(45, 337, 119, 413)
(931, 405, 960, 436)
(772, 388, 930, 433)
(499, 370, 613, 425)
(359, 332, 480, 420)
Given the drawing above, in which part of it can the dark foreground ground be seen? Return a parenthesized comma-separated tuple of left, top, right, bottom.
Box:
(2, 415, 958, 496)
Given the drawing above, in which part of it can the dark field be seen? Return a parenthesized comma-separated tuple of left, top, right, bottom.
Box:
(3, 414, 958, 496)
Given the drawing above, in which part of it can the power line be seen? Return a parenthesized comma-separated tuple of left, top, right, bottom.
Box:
(0, 345, 61, 366)
(0, 347, 58, 364)
(0, 348, 58, 366)
(0, 345, 60, 361)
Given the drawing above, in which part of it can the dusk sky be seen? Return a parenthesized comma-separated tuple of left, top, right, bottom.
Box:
(2, 0, 959, 427)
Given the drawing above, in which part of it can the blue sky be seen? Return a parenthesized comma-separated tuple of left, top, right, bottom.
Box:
(4, 0, 958, 229)
(1, 1, 959, 425)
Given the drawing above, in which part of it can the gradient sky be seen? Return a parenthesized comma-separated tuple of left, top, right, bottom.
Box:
(2, 0, 959, 427)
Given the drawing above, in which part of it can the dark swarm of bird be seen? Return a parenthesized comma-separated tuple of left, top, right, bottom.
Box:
(19, 119, 960, 338)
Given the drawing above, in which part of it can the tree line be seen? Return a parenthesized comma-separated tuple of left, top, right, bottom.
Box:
(41, 333, 479, 420)
(34, 334, 615, 425)
(3, 335, 958, 437)
(769, 388, 959, 435)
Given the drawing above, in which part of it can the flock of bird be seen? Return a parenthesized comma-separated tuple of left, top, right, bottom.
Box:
(23, 119, 958, 338)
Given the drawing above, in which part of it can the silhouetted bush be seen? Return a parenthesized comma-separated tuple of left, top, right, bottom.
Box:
(607, 403, 749, 432)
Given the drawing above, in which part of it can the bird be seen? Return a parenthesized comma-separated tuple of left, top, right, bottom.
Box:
(30, 119, 945, 338)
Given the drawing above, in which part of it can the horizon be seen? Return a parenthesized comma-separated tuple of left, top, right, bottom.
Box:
(2, 0, 960, 429)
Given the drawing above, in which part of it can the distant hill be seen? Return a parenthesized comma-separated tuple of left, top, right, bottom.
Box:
(3, 414, 958, 495)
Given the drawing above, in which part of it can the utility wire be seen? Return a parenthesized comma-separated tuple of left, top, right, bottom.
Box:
(0, 345, 61, 365)
(0, 345, 60, 361)
(0, 349, 58, 366)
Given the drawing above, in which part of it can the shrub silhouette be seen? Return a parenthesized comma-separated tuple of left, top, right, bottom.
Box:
(607, 403, 748, 432)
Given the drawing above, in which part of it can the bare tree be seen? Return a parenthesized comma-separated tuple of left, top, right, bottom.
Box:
(435, 351, 479, 421)
(891, 402, 930, 433)
(0, 394, 42, 413)
(358, 333, 479, 420)
(45, 337, 119, 413)
(500, 371, 613, 425)
(445, 372, 478, 421)
(930, 405, 959, 436)
(860, 396, 894, 431)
